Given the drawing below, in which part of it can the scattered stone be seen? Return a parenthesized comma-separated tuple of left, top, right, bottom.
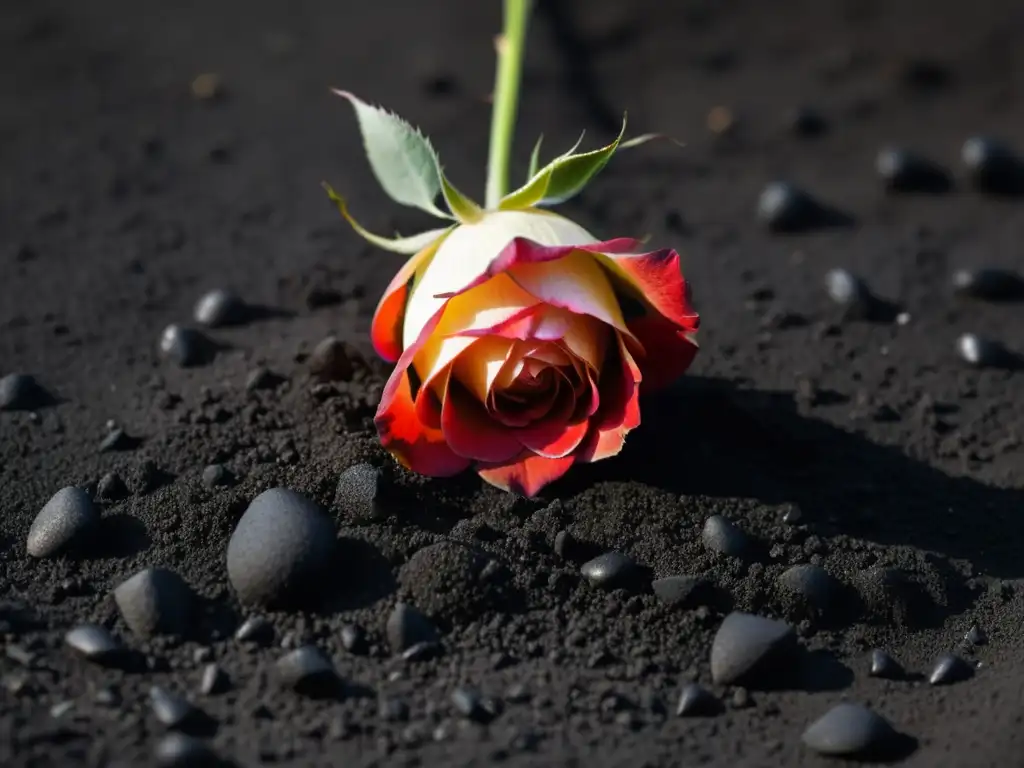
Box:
(781, 503, 803, 525)
(929, 653, 973, 685)
(155, 733, 222, 767)
(651, 575, 712, 608)
(336, 463, 390, 520)
(340, 623, 368, 655)
(150, 686, 205, 730)
(869, 649, 904, 679)
(114, 568, 194, 638)
(452, 686, 500, 724)
(951, 268, 1024, 301)
(956, 333, 1015, 368)
(965, 624, 988, 646)
(400, 641, 442, 662)
(245, 366, 284, 391)
(824, 268, 880, 320)
(99, 427, 140, 452)
(675, 683, 722, 717)
(94, 686, 121, 706)
(789, 106, 828, 137)
(778, 564, 840, 615)
(757, 181, 828, 232)
(802, 702, 898, 758)
(387, 603, 440, 654)
(159, 324, 212, 367)
(308, 336, 355, 382)
(191, 73, 224, 101)
(199, 663, 229, 696)
(50, 701, 74, 718)
(0, 373, 51, 411)
(193, 288, 247, 327)
(876, 147, 951, 192)
(962, 136, 1024, 194)
(96, 472, 129, 501)
(730, 688, 752, 709)
(5, 644, 35, 666)
(226, 487, 337, 608)
(235, 616, 274, 645)
(201, 464, 233, 488)
(27, 486, 99, 558)
(275, 645, 341, 698)
(580, 551, 643, 591)
(710, 612, 799, 687)
(702, 515, 752, 558)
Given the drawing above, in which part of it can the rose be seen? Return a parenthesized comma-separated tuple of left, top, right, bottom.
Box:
(370, 207, 699, 496)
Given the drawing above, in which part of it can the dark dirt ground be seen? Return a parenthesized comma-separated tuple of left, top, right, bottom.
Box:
(3, 0, 1024, 765)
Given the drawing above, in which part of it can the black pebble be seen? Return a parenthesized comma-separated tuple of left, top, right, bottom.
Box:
(651, 575, 712, 608)
(245, 366, 284, 391)
(155, 733, 222, 767)
(580, 551, 642, 591)
(99, 427, 141, 452)
(789, 106, 828, 137)
(675, 683, 722, 717)
(824, 268, 881, 320)
(802, 702, 898, 758)
(869, 649, 904, 679)
(929, 653, 973, 686)
(235, 616, 274, 645)
(777, 564, 840, 614)
(952, 268, 1024, 301)
(336, 463, 389, 520)
(150, 686, 204, 730)
(225, 487, 337, 608)
(965, 624, 987, 646)
(309, 336, 355, 382)
(0, 373, 51, 411)
(201, 464, 233, 488)
(710, 612, 799, 687)
(962, 136, 1024, 195)
(193, 289, 247, 328)
(159, 324, 212, 367)
(452, 686, 500, 724)
(757, 181, 825, 232)
(113, 568, 194, 638)
(96, 472, 129, 501)
(400, 640, 442, 662)
(340, 623, 368, 655)
(956, 333, 1016, 369)
(275, 645, 341, 698)
(876, 147, 951, 193)
(27, 486, 99, 558)
(200, 664, 229, 695)
(64, 624, 126, 666)
(386, 603, 440, 653)
(701, 515, 752, 559)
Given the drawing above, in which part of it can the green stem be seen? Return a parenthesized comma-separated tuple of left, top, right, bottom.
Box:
(485, 0, 532, 210)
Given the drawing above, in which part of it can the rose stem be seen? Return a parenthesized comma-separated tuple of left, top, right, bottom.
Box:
(484, 0, 532, 210)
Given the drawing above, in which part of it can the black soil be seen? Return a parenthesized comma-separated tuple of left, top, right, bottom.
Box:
(3, 0, 1024, 766)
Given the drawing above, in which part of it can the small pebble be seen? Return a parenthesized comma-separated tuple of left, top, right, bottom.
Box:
(340, 623, 368, 655)
(580, 551, 642, 590)
(113, 567, 194, 638)
(193, 289, 247, 328)
(99, 427, 140, 452)
(94, 686, 121, 706)
(0, 373, 51, 411)
(245, 367, 283, 391)
(965, 624, 987, 646)
(96, 472, 129, 501)
(235, 616, 274, 645)
(309, 336, 355, 382)
(201, 464, 233, 488)
(956, 333, 1014, 368)
(191, 73, 224, 101)
(929, 652, 973, 686)
(275, 645, 341, 698)
(65, 624, 125, 665)
(336, 463, 390, 520)
(876, 147, 950, 193)
(400, 641, 442, 662)
(777, 564, 839, 614)
(451, 686, 499, 724)
(951, 268, 1024, 301)
(159, 325, 211, 368)
(701, 515, 752, 559)
(200, 664, 229, 696)
(155, 733, 221, 767)
(386, 603, 440, 653)
(710, 612, 799, 687)
(824, 268, 881, 320)
(27, 486, 99, 558)
(802, 702, 898, 758)
(651, 575, 711, 608)
(675, 683, 721, 717)
(962, 136, 1024, 194)
(869, 649, 904, 679)
(757, 181, 824, 232)
(150, 686, 203, 730)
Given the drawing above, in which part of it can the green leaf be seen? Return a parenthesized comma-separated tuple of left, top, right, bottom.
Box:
(527, 135, 544, 180)
(499, 120, 628, 209)
(438, 171, 483, 222)
(333, 90, 451, 220)
(322, 182, 452, 254)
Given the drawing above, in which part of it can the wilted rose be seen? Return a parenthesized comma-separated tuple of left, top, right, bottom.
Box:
(370, 207, 699, 496)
